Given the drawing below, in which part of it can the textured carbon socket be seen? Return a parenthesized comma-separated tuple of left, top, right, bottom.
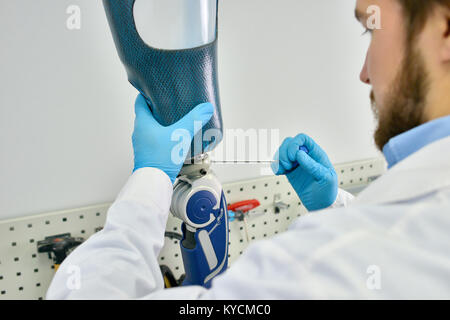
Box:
(103, 0, 223, 158)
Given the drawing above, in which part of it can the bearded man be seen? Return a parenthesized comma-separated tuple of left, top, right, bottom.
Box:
(47, 0, 450, 299)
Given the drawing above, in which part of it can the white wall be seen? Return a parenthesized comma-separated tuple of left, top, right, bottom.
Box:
(0, 0, 380, 220)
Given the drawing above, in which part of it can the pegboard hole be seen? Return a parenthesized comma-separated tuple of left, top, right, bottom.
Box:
(34, 269, 38, 273)
(264, 196, 268, 200)
(14, 257, 19, 262)
(251, 236, 255, 240)
(29, 239, 34, 243)
(264, 183, 268, 187)
(96, 212, 100, 216)
(0, 276, 3, 280)
(16, 272, 21, 277)
(19, 287, 23, 291)
(275, 219, 279, 223)
(9, 227, 14, 231)
(227, 190, 231, 194)
(81, 230, 85, 234)
(79, 215, 84, 219)
(1, 291, 5, 295)
(32, 254, 36, 258)
(45, 221, 50, 225)
(11, 242, 16, 247)
(27, 224, 32, 228)
(252, 185, 256, 189)
(240, 187, 244, 192)
(276, 181, 280, 185)
(175, 266, 179, 270)
(36, 283, 41, 287)
(62, 217, 67, 222)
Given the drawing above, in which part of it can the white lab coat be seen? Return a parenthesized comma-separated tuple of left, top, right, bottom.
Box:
(46, 136, 450, 299)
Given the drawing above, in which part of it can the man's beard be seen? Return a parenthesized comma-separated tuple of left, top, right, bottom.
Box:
(371, 47, 430, 151)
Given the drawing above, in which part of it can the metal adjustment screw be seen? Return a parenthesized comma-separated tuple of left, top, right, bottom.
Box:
(274, 194, 289, 214)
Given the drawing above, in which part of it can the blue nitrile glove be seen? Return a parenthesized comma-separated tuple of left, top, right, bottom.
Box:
(271, 133, 338, 211)
(132, 94, 214, 183)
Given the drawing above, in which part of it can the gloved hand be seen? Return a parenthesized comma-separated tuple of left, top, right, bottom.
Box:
(132, 94, 214, 184)
(271, 133, 338, 211)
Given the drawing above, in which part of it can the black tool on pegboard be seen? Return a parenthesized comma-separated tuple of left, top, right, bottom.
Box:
(37, 233, 84, 271)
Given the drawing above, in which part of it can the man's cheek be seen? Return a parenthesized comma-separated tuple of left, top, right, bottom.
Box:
(368, 51, 393, 108)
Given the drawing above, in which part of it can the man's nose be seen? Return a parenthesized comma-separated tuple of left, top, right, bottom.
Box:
(360, 52, 371, 85)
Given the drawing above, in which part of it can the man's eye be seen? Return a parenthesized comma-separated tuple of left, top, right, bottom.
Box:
(361, 28, 372, 36)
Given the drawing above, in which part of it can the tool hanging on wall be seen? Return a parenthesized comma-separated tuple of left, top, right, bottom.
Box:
(227, 199, 262, 242)
(160, 265, 185, 288)
(37, 233, 84, 271)
(160, 232, 185, 288)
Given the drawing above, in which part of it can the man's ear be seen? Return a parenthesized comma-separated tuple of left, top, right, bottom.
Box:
(447, 17, 450, 37)
(441, 12, 450, 62)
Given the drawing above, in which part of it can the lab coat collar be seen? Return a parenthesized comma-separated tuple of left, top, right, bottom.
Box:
(355, 136, 450, 206)
(382, 115, 450, 169)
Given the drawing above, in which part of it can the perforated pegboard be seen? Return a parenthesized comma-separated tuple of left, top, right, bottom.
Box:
(0, 158, 385, 299)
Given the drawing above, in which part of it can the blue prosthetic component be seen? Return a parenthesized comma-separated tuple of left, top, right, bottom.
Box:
(103, 0, 223, 157)
(227, 210, 236, 223)
(180, 191, 228, 288)
(300, 146, 309, 154)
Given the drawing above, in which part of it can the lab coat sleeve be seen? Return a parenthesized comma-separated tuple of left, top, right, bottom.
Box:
(46, 169, 355, 300)
(329, 188, 355, 208)
(46, 167, 175, 299)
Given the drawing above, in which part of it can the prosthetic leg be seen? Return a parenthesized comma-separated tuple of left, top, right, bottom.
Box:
(103, 0, 227, 287)
(171, 154, 228, 287)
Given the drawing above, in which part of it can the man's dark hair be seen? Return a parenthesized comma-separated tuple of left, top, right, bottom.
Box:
(397, 0, 450, 44)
